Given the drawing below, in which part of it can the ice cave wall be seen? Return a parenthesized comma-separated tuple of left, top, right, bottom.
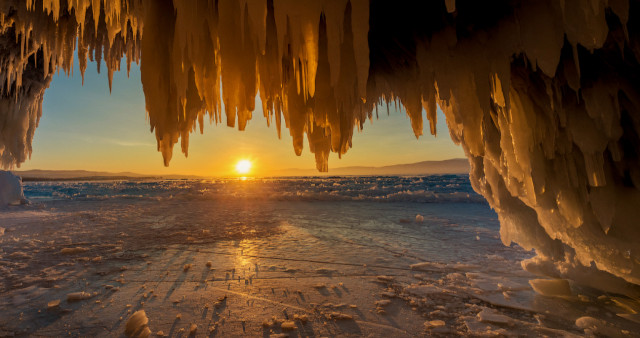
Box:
(1, 0, 639, 296)
(366, 0, 640, 296)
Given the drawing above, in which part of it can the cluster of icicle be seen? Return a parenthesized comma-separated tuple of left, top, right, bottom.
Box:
(0, 0, 142, 167)
(1, 0, 640, 297)
(139, 0, 371, 169)
(437, 0, 640, 298)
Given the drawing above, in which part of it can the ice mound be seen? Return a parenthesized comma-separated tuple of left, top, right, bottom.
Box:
(1, 0, 640, 296)
(0, 171, 25, 206)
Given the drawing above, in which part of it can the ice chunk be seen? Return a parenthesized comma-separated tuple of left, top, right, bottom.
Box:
(476, 307, 512, 325)
(376, 275, 394, 282)
(575, 316, 627, 336)
(529, 279, 572, 298)
(67, 292, 94, 302)
(59, 247, 89, 255)
(329, 312, 353, 320)
(424, 320, 445, 328)
(0, 172, 25, 206)
(281, 321, 296, 330)
(293, 314, 309, 323)
(375, 300, 391, 307)
(125, 310, 151, 337)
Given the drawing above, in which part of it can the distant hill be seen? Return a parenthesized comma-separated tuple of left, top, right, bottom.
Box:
(270, 158, 469, 176)
(13, 159, 469, 180)
(13, 169, 160, 181)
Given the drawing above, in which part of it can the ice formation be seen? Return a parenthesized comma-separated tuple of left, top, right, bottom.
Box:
(1, 0, 640, 297)
(0, 170, 25, 206)
(125, 310, 151, 337)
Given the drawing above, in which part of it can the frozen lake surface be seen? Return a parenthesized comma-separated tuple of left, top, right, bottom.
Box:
(0, 176, 637, 336)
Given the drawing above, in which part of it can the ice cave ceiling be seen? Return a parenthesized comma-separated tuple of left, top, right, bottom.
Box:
(1, 0, 640, 297)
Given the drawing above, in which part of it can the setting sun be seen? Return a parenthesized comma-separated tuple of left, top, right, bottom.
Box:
(235, 159, 252, 175)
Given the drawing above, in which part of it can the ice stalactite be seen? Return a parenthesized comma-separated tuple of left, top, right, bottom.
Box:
(137, 0, 370, 170)
(1, 0, 640, 297)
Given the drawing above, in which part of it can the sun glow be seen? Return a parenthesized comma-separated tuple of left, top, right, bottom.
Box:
(235, 159, 252, 175)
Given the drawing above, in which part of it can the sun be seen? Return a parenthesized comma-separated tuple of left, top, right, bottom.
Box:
(235, 159, 252, 175)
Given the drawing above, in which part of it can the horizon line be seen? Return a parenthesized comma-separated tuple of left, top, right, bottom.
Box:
(10, 158, 469, 178)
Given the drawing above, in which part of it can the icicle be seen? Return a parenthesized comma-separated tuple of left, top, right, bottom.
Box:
(445, 0, 455, 13)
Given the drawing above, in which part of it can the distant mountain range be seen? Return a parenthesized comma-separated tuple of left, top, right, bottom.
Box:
(13, 169, 157, 181)
(270, 158, 469, 176)
(13, 159, 468, 180)
(15, 169, 148, 179)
